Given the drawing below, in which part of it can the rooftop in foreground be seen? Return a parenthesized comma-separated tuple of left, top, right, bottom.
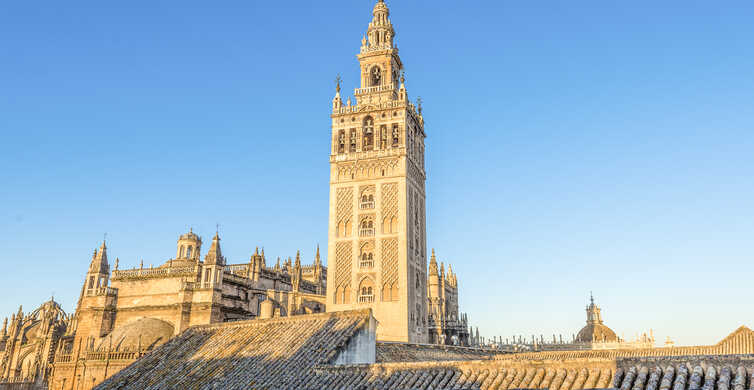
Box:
(93, 310, 754, 390)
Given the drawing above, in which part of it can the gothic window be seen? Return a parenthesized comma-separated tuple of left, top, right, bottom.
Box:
(392, 124, 400, 146)
(338, 130, 345, 154)
(349, 129, 357, 152)
(360, 193, 374, 209)
(380, 126, 387, 149)
(359, 217, 374, 236)
(359, 278, 375, 303)
(363, 117, 374, 151)
(359, 243, 374, 268)
(187, 246, 193, 259)
(370, 66, 382, 87)
(88, 276, 95, 289)
(179, 246, 185, 258)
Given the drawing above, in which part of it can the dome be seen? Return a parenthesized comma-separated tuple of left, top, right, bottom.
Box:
(576, 323, 618, 343)
(179, 229, 201, 243)
(576, 294, 620, 343)
(96, 318, 174, 352)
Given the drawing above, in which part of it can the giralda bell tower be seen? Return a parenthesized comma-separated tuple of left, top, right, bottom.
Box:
(326, 0, 428, 343)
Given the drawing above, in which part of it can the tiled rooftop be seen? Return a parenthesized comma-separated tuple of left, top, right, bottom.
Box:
(94, 310, 372, 390)
(94, 319, 754, 390)
(377, 341, 498, 362)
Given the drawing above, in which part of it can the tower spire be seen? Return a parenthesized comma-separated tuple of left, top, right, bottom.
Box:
(204, 232, 224, 266)
(363, 0, 395, 51)
(429, 249, 438, 276)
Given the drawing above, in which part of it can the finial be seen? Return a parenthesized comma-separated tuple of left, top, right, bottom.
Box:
(103, 233, 107, 247)
(255, 246, 259, 256)
(417, 96, 423, 114)
(114, 258, 119, 270)
(335, 74, 342, 94)
(400, 70, 405, 85)
(590, 291, 594, 305)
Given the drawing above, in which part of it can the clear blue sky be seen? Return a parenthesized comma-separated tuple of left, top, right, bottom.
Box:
(1, 1, 752, 346)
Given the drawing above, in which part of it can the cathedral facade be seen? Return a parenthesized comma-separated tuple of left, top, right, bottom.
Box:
(0, 233, 327, 390)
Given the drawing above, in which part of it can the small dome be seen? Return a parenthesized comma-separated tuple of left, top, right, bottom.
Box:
(96, 318, 174, 352)
(576, 323, 618, 343)
(179, 230, 201, 243)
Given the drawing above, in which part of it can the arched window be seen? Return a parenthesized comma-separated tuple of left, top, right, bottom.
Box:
(359, 278, 375, 303)
(370, 66, 382, 86)
(179, 246, 185, 258)
(360, 188, 375, 209)
(186, 246, 193, 259)
(338, 130, 345, 153)
(349, 129, 357, 152)
(392, 124, 400, 146)
(359, 217, 374, 236)
(363, 117, 374, 151)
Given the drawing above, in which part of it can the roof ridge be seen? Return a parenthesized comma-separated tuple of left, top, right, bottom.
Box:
(714, 325, 753, 346)
(189, 309, 373, 331)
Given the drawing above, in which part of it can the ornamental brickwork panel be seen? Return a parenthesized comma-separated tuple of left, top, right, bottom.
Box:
(337, 187, 354, 224)
(381, 238, 399, 301)
(335, 241, 353, 288)
(381, 182, 398, 218)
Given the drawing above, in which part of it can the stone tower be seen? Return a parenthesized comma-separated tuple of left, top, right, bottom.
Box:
(327, 0, 428, 343)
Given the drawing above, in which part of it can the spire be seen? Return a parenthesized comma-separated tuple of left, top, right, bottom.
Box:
(2, 317, 7, 337)
(362, 0, 395, 51)
(295, 250, 301, 269)
(89, 240, 110, 275)
(204, 232, 225, 266)
(440, 262, 445, 279)
(315, 244, 321, 266)
(429, 249, 438, 276)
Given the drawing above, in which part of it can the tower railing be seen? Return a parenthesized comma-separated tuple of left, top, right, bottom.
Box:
(359, 201, 375, 209)
(359, 259, 374, 269)
(355, 84, 396, 96)
(112, 265, 196, 280)
(359, 228, 375, 237)
(358, 294, 374, 303)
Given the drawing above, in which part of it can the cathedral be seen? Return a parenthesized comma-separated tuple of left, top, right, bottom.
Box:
(0, 2, 470, 388)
